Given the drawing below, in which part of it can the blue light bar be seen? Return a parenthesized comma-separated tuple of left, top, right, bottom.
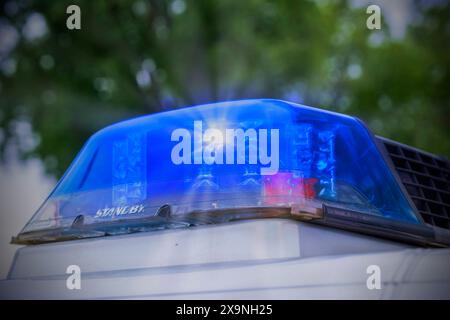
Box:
(20, 99, 420, 234)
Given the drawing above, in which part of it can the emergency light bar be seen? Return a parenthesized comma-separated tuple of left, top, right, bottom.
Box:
(13, 99, 450, 246)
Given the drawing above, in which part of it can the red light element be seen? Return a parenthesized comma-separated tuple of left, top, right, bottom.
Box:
(263, 172, 317, 205)
(302, 178, 318, 198)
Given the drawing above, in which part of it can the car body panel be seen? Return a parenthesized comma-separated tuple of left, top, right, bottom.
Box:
(2, 219, 449, 299)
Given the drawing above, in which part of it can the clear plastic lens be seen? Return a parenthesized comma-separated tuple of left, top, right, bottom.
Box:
(21, 99, 420, 234)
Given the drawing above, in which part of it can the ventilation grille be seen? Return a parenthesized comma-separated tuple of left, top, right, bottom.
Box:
(379, 138, 450, 230)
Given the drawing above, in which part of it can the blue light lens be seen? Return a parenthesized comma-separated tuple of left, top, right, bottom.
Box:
(22, 99, 420, 233)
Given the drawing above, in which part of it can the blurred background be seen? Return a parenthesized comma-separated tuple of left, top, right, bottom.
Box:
(0, 0, 449, 278)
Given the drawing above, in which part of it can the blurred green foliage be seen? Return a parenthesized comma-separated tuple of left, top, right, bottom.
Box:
(0, 0, 449, 177)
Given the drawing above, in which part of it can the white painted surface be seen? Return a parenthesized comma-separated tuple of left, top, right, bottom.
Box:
(7, 219, 409, 279)
(3, 219, 447, 299)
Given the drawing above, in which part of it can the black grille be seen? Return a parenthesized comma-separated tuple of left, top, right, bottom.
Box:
(379, 138, 450, 230)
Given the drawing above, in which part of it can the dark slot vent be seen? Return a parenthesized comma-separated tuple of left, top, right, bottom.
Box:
(379, 138, 450, 230)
